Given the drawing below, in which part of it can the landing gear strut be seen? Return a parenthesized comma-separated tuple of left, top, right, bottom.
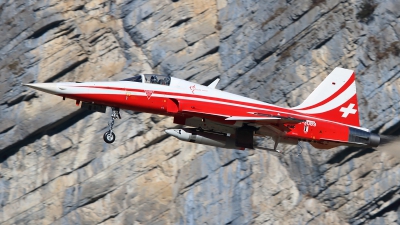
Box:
(103, 107, 121, 143)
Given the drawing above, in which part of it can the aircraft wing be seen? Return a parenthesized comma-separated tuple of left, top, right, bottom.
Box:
(223, 113, 306, 137)
(182, 108, 304, 124)
(225, 114, 305, 126)
(225, 116, 280, 120)
(181, 109, 230, 118)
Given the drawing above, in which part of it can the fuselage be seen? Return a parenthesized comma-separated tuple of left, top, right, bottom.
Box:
(30, 76, 371, 149)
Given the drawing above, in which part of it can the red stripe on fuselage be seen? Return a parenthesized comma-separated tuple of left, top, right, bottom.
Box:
(74, 85, 295, 115)
(63, 93, 172, 116)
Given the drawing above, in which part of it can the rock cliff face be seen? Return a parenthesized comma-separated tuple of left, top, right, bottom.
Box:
(1, 0, 400, 224)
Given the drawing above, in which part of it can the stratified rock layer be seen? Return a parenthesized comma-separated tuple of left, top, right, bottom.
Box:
(1, 0, 400, 224)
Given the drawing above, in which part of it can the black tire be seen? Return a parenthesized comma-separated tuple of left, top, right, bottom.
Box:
(103, 131, 115, 143)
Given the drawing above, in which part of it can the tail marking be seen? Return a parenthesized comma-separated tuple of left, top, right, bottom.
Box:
(292, 67, 360, 127)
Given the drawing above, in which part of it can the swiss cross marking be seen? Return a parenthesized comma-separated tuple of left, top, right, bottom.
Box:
(144, 90, 154, 99)
(340, 103, 357, 118)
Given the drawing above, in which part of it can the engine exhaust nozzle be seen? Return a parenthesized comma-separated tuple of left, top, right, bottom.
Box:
(369, 133, 380, 147)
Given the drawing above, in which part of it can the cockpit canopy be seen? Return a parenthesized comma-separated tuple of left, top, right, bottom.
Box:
(121, 74, 171, 86)
(121, 75, 142, 82)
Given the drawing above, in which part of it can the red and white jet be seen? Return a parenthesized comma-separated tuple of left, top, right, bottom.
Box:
(25, 68, 380, 152)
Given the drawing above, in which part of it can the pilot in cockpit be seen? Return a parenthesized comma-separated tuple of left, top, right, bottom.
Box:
(150, 75, 158, 83)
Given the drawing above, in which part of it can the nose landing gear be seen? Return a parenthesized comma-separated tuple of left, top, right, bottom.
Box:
(103, 131, 115, 143)
(103, 107, 121, 143)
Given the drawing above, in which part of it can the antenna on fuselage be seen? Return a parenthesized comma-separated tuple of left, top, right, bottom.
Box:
(208, 78, 220, 89)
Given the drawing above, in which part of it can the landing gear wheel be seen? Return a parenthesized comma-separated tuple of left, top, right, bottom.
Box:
(103, 131, 115, 143)
(103, 107, 120, 144)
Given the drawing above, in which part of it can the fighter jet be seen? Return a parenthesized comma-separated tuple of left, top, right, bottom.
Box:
(24, 68, 380, 152)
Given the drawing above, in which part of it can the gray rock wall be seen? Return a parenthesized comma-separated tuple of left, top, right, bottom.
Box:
(0, 0, 400, 224)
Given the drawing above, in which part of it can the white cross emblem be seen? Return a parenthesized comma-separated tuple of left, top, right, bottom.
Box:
(340, 103, 357, 118)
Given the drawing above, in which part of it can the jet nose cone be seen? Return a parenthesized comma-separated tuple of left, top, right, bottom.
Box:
(165, 129, 182, 137)
(165, 129, 191, 141)
(24, 83, 59, 94)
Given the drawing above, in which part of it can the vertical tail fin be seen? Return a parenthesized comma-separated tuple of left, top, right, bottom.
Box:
(292, 67, 360, 127)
